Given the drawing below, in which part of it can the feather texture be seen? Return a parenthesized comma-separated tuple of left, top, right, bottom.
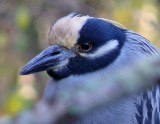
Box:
(44, 15, 160, 124)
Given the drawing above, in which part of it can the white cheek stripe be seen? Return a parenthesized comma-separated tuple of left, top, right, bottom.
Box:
(80, 40, 119, 58)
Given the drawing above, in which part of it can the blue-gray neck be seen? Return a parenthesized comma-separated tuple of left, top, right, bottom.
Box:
(43, 30, 160, 124)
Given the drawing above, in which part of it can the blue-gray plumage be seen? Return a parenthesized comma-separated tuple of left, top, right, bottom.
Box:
(20, 13, 160, 124)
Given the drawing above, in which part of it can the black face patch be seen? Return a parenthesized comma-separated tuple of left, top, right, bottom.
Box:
(49, 18, 126, 80)
(78, 18, 125, 53)
(67, 18, 126, 74)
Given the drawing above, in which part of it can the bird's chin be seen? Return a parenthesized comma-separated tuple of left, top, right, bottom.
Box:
(47, 66, 71, 80)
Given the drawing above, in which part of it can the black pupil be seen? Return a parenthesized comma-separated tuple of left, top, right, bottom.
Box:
(80, 43, 90, 50)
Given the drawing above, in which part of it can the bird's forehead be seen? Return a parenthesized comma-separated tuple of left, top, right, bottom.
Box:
(48, 14, 90, 48)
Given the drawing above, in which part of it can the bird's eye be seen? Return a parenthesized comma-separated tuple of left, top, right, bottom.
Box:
(77, 42, 92, 52)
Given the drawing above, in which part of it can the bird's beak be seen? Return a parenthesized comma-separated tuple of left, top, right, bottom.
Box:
(19, 44, 76, 75)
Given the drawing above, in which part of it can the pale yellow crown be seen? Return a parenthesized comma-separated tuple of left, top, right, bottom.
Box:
(48, 14, 125, 49)
(48, 14, 90, 49)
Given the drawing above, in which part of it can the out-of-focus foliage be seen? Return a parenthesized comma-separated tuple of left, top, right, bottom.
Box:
(0, 0, 160, 117)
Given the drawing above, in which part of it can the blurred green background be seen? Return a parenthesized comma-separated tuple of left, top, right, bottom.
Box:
(0, 0, 160, 117)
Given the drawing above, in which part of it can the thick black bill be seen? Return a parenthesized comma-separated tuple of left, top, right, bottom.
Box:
(19, 44, 75, 75)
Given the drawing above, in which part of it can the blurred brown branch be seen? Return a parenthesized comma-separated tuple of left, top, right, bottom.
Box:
(0, 56, 158, 124)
